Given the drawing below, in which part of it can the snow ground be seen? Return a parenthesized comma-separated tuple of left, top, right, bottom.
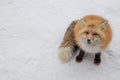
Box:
(0, 0, 120, 80)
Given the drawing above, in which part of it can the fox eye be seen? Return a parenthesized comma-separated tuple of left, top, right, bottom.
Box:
(85, 31, 89, 34)
(93, 33, 98, 35)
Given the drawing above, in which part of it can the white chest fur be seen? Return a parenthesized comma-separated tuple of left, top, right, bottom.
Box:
(80, 41, 101, 53)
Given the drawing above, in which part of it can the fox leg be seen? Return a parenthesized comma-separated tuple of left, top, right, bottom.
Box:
(76, 49, 85, 62)
(58, 21, 78, 63)
(94, 52, 101, 65)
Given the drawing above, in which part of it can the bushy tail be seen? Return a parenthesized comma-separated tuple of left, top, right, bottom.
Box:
(58, 20, 78, 63)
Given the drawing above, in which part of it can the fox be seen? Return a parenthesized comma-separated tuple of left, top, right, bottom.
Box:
(58, 15, 112, 65)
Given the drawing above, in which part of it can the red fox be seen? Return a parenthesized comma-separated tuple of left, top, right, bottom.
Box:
(58, 15, 112, 65)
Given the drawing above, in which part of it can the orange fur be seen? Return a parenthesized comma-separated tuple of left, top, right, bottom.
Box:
(74, 15, 112, 51)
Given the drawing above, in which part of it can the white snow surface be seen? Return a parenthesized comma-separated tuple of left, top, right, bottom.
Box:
(0, 0, 120, 80)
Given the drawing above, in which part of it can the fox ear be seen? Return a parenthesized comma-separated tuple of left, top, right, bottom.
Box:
(101, 20, 108, 30)
(80, 19, 86, 27)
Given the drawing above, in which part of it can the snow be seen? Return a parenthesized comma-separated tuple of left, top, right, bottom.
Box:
(0, 0, 120, 80)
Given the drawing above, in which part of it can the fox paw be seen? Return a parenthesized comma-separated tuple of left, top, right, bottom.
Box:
(76, 56, 83, 63)
(94, 59, 101, 65)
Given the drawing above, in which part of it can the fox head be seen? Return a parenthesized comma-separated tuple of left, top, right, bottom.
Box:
(74, 15, 112, 53)
(79, 19, 108, 46)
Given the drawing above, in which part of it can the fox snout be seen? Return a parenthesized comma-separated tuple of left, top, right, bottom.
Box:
(87, 39, 92, 44)
(85, 33, 94, 44)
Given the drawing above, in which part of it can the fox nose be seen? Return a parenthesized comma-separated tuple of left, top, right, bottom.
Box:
(87, 39, 91, 44)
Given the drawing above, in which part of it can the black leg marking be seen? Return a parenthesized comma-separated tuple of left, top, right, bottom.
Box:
(73, 45, 79, 52)
(76, 49, 85, 62)
(94, 52, 101, 65)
